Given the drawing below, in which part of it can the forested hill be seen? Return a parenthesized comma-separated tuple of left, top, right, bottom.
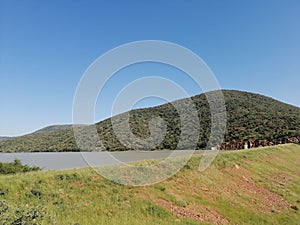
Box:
(0, 90, 299, 152)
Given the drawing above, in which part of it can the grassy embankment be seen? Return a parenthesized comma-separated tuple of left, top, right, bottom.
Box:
(0, 144, 299, 224)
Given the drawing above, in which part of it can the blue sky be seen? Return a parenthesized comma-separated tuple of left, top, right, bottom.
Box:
(1, 0, 300, 136)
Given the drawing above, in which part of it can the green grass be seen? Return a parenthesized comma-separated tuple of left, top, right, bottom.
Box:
(0, 144, 300, 224)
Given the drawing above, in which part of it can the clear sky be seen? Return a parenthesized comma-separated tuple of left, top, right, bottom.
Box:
(1, 0, 300, 136)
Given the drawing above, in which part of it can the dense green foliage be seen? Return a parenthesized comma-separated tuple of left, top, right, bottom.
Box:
(0, 201, 47, 225)
(0, 144, 299, 224)
(0, 159, 40, 175)
(0, 90, 299, 152)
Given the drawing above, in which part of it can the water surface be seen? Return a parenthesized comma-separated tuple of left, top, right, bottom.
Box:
(0, 150, 197, 170)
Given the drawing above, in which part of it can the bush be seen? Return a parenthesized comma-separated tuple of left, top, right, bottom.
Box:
(30, 189, 43, 199)
(183, 164, 192, 170)
(155, 185, 166, 192)
(0, 201, 48, 225)
(0, 159, 40, 175)
(55, 173, 79, 181)
(144, 205, 168, 218)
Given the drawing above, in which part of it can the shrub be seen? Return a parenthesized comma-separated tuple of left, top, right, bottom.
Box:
(0, 201, 48, 225)
(0, 159, 40, 175)
(144, 204, 168, 218)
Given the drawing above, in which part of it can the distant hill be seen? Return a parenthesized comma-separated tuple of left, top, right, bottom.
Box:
(0, 137, 11, 142)
(0, 125, 72, 142)
(31, 125, 73, 135)
(0, 90, 299, 152)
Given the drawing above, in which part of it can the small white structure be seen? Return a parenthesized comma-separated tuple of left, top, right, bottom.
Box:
(244, 143, 248, 149)
(211, 145, 220, 151)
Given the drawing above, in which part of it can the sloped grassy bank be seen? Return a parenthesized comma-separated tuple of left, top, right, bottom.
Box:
(0, 144, 299, 225)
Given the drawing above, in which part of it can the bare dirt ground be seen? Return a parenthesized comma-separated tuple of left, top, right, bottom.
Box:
(152, 164, 292, 224)
(156, 198, 229, 225)
(221, 165, 292, 213)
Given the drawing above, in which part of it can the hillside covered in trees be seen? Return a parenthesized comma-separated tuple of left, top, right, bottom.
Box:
(0, 90, 299, 152)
